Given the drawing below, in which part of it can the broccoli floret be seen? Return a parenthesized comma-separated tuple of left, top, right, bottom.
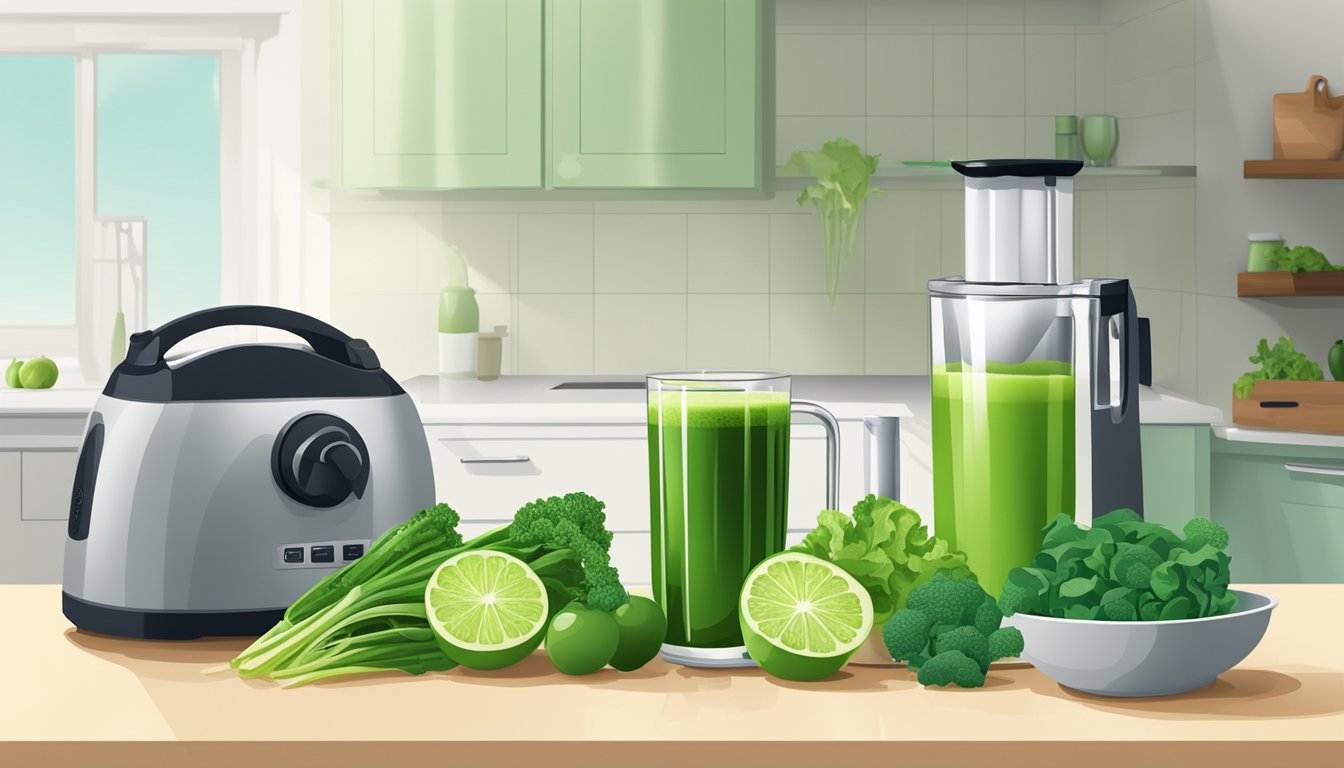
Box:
(1112, 546, 1162, 590)
(1102, 597, 1137, 621)
(1182, 517, 1230, 551)
(972, 595, 1003, 636)
(987, 626, 1024, 661)
(908, 573, 985, 626)
(934, 625, 990, 672)
(881, 609, 931, 662)
(508, 492, 630, 611)
(917, 650, 986, 688)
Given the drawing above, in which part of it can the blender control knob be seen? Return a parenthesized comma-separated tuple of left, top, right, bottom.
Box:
(273, 414, 370, 508)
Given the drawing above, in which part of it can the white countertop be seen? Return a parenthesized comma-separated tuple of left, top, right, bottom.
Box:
(0, 384, 101, 416)
(1213, 425, 1344, 449)
(403, 375, 913, 424)
(403, 375, 1222, 427)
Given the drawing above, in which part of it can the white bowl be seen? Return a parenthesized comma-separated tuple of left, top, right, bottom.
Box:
(1004, 589, 1276, 697)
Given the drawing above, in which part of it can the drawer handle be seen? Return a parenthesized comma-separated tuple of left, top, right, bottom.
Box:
(461, 455, 531, 464)
(1284, 463, 1344, 477)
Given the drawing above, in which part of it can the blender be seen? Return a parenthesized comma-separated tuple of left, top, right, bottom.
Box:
(929, 159, 1144, 594)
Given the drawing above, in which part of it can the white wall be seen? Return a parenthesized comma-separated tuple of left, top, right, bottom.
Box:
(1193, 0, 1344, 416)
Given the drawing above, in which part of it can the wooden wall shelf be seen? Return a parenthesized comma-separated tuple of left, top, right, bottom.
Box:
(1238, 271, 1344, 296)
(1244, 159, 1344, 178)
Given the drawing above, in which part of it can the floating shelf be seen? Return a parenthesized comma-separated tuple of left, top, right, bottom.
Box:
(1237, 271, 1344, 297)
(1243, 159, 1344, 179)
(776, 162, 1196, 183)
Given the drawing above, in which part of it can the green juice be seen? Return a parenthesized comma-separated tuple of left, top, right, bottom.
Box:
(648, 391, 791, 648)
(932, 361, 1075, 596)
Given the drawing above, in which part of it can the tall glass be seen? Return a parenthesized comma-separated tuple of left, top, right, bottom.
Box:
(928, 287, 1077, 596)
(647, 370, 838, 667)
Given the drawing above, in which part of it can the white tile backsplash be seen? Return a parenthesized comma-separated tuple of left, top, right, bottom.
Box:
(517, 294, 594, 374)
(686, 294, 772, 369)
(866, 116, 934, 161)
(518, 214, 593, 293)
(594, 214, 687, 293)
(967, 115, 1026, 156)
(1025, 33, 1076, 115)
(968, 0, 1026, 26)
(776, 34, 868, 116)
(864, 191, 942, 292)
(867, 34, 934, 115)
(594, 294, 687, 374)
(865, 294, 931, 374)
(776, 116, 868, 164)
(931, 34, 969, 115)
(769, 294, 866, 374)
(967, 34, 1026, 115)
(686, 215, 770, 293)
(770, 213, 867, 294)
(416, 213, 513, 295)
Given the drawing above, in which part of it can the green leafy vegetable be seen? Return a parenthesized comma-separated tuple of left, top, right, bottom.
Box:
(998, 510, 1238, 623)
(231, 492, 628, 686)
(786, 138, 882, 301)
(1233, 336, 1324, 399)
(880, 573, 1024, 689)
(1262, 244, 1344, 272)
(793, 495, 974, 625)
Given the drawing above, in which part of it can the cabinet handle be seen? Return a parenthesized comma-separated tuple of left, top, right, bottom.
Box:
(1284, 463, 1344, 477)
(460, 456, 531, 464)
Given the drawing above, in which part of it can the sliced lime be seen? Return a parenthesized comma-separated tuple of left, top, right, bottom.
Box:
(739, 552, 873, 681)
(425, 550, 548, 670)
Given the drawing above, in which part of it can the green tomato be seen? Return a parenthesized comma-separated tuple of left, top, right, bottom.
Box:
(545, 602, 619, 675)
(5, 358, 23, 389)
(609, 596, 667, 671)
(18, 357, 58, 389)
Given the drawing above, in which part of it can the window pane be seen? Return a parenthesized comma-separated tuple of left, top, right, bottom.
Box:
(0, 57, 76, 326)
(97, 55, 220, 326)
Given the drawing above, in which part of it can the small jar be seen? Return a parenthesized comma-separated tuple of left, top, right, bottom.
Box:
(1247, 232, 1284, 272)
(1054, 115, 1081, 161)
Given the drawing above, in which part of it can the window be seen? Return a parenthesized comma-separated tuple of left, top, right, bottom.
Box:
(0, 6, 302, 381)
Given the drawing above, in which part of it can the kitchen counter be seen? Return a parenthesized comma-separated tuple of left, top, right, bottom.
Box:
(1, 584, 1339, 764)
(403, 375, 1221, 425)
(1214, 424, 1344, 450)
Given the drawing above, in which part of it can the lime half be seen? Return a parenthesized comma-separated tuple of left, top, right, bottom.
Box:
(425, 550, 548, 670)
(739, 552, 874, 681)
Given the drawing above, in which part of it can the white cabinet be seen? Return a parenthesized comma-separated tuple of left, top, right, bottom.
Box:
(0, 450, 75, 584)
(423, 416, 878, 588)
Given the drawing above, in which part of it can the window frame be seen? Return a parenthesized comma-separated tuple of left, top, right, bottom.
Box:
(0, 3, 301, 379)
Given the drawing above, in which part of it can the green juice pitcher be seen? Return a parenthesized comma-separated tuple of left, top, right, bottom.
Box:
(646, 370, 839, 668)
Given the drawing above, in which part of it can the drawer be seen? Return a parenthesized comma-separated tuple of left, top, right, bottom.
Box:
(1212, 451, 1344, 582)
(427, 424, 650, 530)
(21, 450, 78, 521)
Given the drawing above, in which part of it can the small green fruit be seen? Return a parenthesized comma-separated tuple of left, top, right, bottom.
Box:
(18, 357, 58, 389)
(609, 596, 667, 672)
(4, 358, 23, 388)
(545, 602, 619, 675)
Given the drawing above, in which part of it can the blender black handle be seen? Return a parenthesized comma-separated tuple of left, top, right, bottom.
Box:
(1098, 289, 1139, 422)
(124, 305, 380, 370)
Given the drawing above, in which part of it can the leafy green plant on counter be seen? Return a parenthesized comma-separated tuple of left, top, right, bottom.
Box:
(1233, 336, 1324, 399)
(786, 138, 882, 301)
(1261, 244, 1344, 272)
(792, 495, 974, 626)
(998, 510, 1238, 623)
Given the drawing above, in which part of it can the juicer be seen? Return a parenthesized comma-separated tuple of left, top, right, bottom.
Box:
(928, 159, 1143, 590)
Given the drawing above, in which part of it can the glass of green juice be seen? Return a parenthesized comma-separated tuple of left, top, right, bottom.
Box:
(647, 371, 839, 668)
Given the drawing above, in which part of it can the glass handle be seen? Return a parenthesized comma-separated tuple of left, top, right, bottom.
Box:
(791, 399, 840, 510)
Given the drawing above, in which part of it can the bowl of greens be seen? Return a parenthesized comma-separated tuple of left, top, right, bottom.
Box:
(1000, 510, 1276, 697)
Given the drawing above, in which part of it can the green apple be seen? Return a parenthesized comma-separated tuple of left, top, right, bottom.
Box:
(5, 358, 23, 388)
(18, 357, 58, 389)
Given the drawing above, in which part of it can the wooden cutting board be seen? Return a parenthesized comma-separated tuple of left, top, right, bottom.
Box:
(1232, 380, 1344, 435)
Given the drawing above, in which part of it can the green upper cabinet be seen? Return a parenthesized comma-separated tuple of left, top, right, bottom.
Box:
(342, 0, 543, 188)
(548, 0, 768, 190)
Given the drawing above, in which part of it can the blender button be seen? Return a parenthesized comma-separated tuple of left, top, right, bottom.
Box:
(283, 547, 305, 564)
(342, 544, 364, 561)
(310, 545, 335, 563)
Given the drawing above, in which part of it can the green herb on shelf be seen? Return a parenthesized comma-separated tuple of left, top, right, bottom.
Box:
(785, 138, 882, 301)
(1262, 244, 1344, 272)
(1233, 336, 1324, 399)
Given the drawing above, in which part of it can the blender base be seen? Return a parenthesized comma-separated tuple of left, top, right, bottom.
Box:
(660, 643, 758, 668)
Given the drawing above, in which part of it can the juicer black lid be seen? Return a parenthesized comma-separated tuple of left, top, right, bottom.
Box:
(103, 305, 406, 403)
(952, 159, 1084, 179)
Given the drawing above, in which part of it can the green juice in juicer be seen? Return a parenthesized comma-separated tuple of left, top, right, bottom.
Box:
(930, 160, 1144, 596)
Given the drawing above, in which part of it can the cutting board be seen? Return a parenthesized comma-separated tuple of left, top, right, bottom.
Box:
(1273, 75, 1344, 160)
(1232, 380, 1344, 435)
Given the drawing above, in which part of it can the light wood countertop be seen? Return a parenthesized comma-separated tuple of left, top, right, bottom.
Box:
(2, 584, 1342, 766)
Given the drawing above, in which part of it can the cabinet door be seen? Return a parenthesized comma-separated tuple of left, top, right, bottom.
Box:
(1139, 425, 1211, 529)
(550, 0, 766, 189)
(1211, 441, 1344, 582)
(342, 0, 543, 188)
